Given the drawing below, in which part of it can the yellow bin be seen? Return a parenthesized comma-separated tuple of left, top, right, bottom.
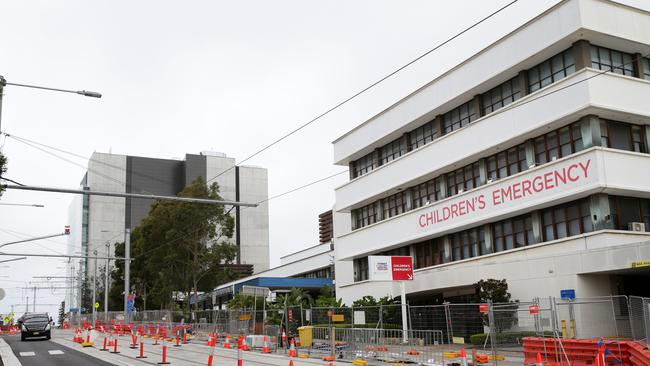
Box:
(297, 326, 313, 347)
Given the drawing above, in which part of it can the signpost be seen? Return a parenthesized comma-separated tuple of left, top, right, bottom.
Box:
(368, 255, 413, 343)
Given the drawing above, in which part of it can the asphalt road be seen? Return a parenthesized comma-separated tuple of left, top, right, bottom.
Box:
(2, 333, 115, 366)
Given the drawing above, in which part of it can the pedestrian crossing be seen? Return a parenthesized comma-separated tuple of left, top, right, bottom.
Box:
(19, 349, 64, 356)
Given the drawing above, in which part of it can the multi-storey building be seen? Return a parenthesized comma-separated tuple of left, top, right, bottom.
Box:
(68, 151, 270, 290)
(332, 0, 650, 306)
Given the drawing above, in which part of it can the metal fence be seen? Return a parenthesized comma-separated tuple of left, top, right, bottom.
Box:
(65, 295, 650, 364)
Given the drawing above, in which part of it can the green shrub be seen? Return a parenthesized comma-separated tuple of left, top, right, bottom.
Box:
(469, 331, 551, 345)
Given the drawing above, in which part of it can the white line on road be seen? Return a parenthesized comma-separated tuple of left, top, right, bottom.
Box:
(19, 351, 35, 356)
(0, 338, 22, 366)
(48, 349, 65, 355)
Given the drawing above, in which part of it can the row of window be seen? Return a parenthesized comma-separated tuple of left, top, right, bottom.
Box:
(350, 44, 650, 180)
(351, 119, 648, 230)
(296, 267, 332, 279)
(354, 196, 650, 281)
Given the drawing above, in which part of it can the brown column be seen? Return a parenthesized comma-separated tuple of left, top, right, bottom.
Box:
(473, 94, 484, 118)
(633, 53, 644, 78)
(572, 40, 592, 70)
(518, 70, 529, 97)
(434, 115, 444, 137)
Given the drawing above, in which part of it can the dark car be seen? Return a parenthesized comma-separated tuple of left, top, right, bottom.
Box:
(19, 313, 52, 341)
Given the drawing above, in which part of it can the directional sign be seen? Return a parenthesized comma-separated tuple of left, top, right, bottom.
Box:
(368, 256, 414, 281)
(391, 256, 413, 281)
(560, 289, 576, 300)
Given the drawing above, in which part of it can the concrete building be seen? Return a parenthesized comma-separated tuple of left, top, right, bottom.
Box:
(68, 151, 270, 284)
(332, 0, 650, 308)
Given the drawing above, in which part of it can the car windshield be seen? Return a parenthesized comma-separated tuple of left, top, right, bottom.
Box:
(24, 316, 48, 324)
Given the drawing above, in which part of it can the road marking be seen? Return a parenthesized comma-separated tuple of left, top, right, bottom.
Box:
(49, 349, 65, 355)
(20, 351, 36, 356)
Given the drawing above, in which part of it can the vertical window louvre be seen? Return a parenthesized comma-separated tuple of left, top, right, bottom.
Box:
(482, 76, 521, 115)
(541, 199, 592, 241)
(410, 121, 437, 150)
(642, 58, 650, 80)
(380, 138, 404, 165)
(352, 203, 377, 230)
(528, 48, 576, 92)
(590, 45, 635, 76)
(443, 100, 477, 134)
(353, 152, 375, 178)
(384, 191, 407, 218)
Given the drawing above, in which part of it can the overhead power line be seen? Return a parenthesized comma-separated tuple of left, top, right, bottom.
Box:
(202, 0, 521, 185)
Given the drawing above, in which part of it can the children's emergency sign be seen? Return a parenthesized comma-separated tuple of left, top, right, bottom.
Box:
(368, 256, 413, 281)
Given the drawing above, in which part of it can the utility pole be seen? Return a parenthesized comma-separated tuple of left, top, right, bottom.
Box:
(124, 228, 130, 322)
(92, 250, 97, 325)
(32, 286, 36, 312)
(25, 296, 28, 313)
(104, 241, 110, 322)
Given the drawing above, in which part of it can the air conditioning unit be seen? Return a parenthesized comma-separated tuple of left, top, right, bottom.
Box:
(628, 222, 646, 232)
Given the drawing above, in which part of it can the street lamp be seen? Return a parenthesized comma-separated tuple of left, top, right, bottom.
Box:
(104, 241, 110, 322)
(0, 75, 101, 133)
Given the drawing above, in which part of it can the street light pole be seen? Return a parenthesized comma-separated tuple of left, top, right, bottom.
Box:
(0, 75, 101, 134)
(92, 250, 97, 325)
(104, 241, 110, 322)
(124, 228, 130, 322)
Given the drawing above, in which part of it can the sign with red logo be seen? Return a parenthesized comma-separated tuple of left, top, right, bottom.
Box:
(368, 256, 414, 281)
(288, 309, 293, 321)
(391, 256, 413, 281)
(529, 304, 540, 315)
(479, 303, 489, 313)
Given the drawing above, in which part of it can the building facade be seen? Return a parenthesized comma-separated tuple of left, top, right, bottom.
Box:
(333, 0, 650, 306)
(69, 151, 270, 284)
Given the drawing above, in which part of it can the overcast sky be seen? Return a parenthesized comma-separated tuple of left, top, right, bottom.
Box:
(7, 0, 646, 318)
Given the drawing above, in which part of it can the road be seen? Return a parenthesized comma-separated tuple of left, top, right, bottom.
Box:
(2, 333, 115, 366)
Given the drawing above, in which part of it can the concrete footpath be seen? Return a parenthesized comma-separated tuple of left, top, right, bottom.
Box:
(52, 329, 347, 366)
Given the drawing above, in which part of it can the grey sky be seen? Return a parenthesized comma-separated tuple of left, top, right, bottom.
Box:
(0, 0, 606, 317)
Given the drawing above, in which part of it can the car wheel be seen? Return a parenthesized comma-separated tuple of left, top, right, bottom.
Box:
(21, 334, 26, 341)
(46, 330, 51, 340)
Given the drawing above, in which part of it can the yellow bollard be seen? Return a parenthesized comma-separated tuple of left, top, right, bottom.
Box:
(561, 320, 567, 338)
(570, 319, 576, 338)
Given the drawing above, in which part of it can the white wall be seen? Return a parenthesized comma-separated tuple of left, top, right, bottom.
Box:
(332, 0, 650, 165)
(335, 148, 650, 261)
(336, 71, 650, 211)
(238, 165, 270, 273)
(336, 231, 650, 305)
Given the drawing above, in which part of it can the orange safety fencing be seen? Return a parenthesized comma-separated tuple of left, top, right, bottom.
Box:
(523, 337, 650, 366)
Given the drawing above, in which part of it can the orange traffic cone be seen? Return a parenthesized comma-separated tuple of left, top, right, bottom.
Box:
(289, 359, 295, 366)
(459, 347, 468, 366)
(224, 335, 231, 349)
(536, 353, 543, 366)
(288, 338, 297, 357)
(262, 335, 271, 353)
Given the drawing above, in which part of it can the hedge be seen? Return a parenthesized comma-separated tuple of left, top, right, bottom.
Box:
(469, 331, 552, 345)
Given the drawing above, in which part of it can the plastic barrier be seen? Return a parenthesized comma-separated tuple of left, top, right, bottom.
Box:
(523, 337, 630, 366)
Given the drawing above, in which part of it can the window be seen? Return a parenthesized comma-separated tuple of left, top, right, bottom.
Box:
(601, 120, 647, 153)
(591, 45, 635, 76)
(352, 203, 378, 230)
(542, 199, 592, 241)
(380, 138, 405, 165)
(354, 257, 369, 282)
(528, 48, 576, 92)
(446, 162, 480, 196)
(534, 122, 583, 164)
(482, 76, 521, 115)
(412, 178, 440, 209)
(443, 100, 477, 134)
(415, 238, 446, 268)
(450, 228, 485, 261)
(486, 144, 527, 182)
(383, 191, 407, 219)
(410, 121, 438, 150)
(609, 196, 650, 232)
(353, 152, 375, 178)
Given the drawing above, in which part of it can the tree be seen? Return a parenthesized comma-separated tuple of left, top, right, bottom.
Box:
(473, 279, 512, 303)
(0, 153, 7, 196)
(111, 177, 237, 311)
(314, 285, 344, 308)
